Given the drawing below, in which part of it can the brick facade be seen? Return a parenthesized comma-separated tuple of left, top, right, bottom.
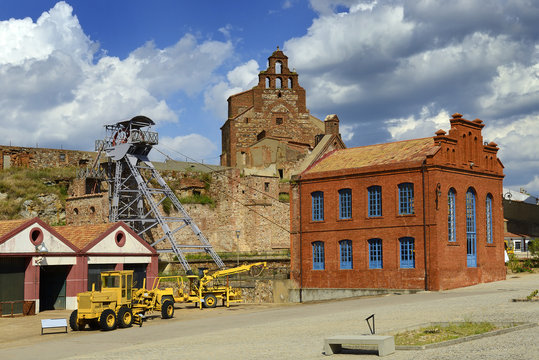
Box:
(220, 48, 324, 169)
(290, 114, 505, 291)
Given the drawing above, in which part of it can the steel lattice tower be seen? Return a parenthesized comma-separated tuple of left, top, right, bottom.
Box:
(95, 116, 225, 272)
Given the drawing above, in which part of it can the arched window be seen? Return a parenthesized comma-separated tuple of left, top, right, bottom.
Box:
(265, 77, 270, 88)
(311, 191, 324, 221)
(486, 194, 493, 244)
(368, 239, 383, 269)
(398, 183, 414, 215)
(276, 77, 282, 89)
(338, 188, 352, 219)
(275, 61, 282, 74)
(448, 188, 456, 242)
(312, 241, 324, 270)
(466, 188, 477, 267)
(399, 237, 415, 268)
(339, 240, 353, 269)
(288, 78, 293, 88)
(368, 185, 382, 217)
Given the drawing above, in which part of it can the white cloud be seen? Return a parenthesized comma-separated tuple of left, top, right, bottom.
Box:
(283, 0, 538, 190)
(204, 59, 260, 119)
(386, 107, 451, 140)
(0, 2, 233, 151)
(156, 134, 218, 163)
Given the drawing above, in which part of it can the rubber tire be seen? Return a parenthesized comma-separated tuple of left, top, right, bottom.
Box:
(161, 300, 174, 319)
(118, 307, 133, 328)
(99, 309, 117, 331)
(69, 310, 80, 331)
(204, 294, 217, 308)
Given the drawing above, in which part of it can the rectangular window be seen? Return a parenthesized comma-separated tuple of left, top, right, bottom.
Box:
(400, 237, 415, 268)
(339, 189, 352, 219)
(486, 195, 493, 244)
(399, 183, 414, 215)
(339, 240, 353, 269)
(368, 186, 382, 217)
(368, 239, 382, 269)
(312, 241, 325, 270)
(312, 191, 324, 221)
(448, 189, 456, 242)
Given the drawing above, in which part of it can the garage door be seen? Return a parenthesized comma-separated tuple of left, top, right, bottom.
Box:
(0, 257, 26, 315)
(88, 264, 116, 291)
(124, 263, 147, 289)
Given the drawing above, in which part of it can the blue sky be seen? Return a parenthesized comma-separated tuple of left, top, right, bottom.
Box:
(0, 1, 538, 194)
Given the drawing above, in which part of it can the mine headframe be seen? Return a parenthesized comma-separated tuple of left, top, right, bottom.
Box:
(95, 115, 225, 272)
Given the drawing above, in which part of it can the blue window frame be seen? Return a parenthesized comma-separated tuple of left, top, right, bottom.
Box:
(368, 186, 382, 217)
(339, 189, 352, 219)
(398, 183, 414, 215)
(339, 240, 353, 269)
(312, 191, 324, 221)
(312, 241, 324, 270)
(448, 188, 456, 242)
(466, 188, 477, 267)
(400, 237, 415, 268)
(368, 239, 383, 269)
(486, 194, 493, 244)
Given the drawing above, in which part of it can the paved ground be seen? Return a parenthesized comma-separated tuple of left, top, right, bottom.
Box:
(1, 272, 538, 359)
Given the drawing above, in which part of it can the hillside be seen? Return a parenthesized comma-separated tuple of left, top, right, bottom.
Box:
(0, 167, 76, 224)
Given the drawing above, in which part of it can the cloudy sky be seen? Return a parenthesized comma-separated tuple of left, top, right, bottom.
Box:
(0, 0, 538, 194)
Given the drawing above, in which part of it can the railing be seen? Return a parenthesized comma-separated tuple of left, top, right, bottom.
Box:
(0, 300, 35, 317)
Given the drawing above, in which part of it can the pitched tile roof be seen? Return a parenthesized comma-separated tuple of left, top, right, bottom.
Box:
(53, 223, 116, 250)
(0, 219, 32, 239)
(303, 137, 438, 175)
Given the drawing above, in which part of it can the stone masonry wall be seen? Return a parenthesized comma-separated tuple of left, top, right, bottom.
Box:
(0, 145, 96, 169)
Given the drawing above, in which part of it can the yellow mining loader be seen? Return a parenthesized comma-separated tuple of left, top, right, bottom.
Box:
(153, 262, 267, 309)
(70, 270, 175, 331)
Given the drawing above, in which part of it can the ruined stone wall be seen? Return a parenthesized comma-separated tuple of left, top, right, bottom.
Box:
(65, 168, 290, 253)
(0, 145, 96, 169)
(146, 169, 290, 253)
(65, 193, 109, 225)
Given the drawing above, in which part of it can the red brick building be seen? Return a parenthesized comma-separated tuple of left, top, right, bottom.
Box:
(290, 114, 505, 292)
(220, 48, 324, 171)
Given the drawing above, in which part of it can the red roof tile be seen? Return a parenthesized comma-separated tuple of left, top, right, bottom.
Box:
(0, 219, 32, 239)
(54, 223, 116, 249)
(303, 137, 438, 175)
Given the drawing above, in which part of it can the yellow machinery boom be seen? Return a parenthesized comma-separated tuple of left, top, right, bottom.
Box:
(153, 262, 267, 309)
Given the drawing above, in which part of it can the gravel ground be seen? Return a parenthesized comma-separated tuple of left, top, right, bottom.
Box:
(1, 272, 538, 359)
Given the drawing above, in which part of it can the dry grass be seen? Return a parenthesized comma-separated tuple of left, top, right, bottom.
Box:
(0, 167, 76, 219)
(394, 322, 501, 346)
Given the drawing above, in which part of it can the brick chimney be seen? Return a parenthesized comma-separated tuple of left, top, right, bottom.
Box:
(324, 114, 340, 135)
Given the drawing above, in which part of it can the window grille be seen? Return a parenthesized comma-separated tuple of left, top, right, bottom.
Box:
(368, 238, 383, 269)
(339, 189, 352, 219)
(312, 191, 324, 221)
(312, 241, 324, 270)
(399, 183, 414, 215)
(368, 186, 382, 217)
(400, 237, 415, 268)
(339, 240, 353, 269)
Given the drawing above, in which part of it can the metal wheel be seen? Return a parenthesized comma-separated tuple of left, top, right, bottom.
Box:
(161, 300, 174, 319)
(118, 307, 133, 328)
(99, 309, 117, 331)
(204, 294, 217, 308)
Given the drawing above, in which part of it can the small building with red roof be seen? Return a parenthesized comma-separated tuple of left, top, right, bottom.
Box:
(290, 113, 505, 295)
(0, 218, 157, 315)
